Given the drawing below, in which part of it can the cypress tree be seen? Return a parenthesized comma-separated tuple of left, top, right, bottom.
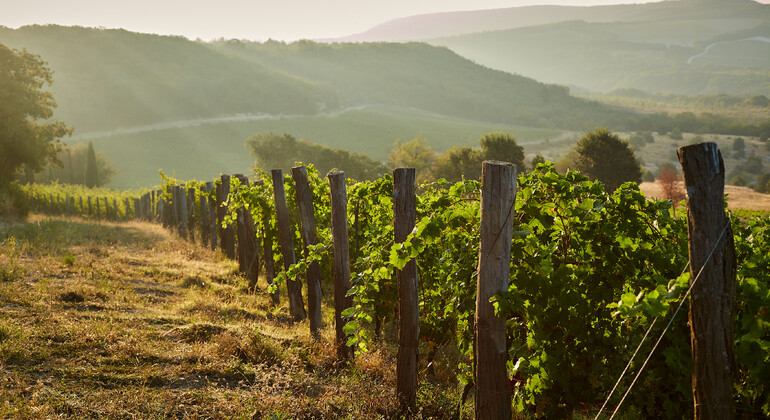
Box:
(84, 141, 100, 188)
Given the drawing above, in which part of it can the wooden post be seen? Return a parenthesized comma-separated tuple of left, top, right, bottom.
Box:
(272, 169, 307, 320)
(292, 165, 323, 337)
(87, 196, 92, 218)
(234, 175, 261, 291)
(329, 171, 353, 360)
(112, 198, 118, 220)
(677, 143, 736, 420)
(200, 185, 209, 248)
(187, 187, 196, 243)
(475, 160, 517, 420)
(217, 175, 236, 259)
(393, 167, 419, 414)
(175, 186, 188, 240)
(207, 181, 217, 251)
(234, 174, 247, 273)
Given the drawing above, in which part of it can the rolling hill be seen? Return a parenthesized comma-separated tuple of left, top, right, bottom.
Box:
(333, 0, 770, 96)
(0, 25, 637, 187)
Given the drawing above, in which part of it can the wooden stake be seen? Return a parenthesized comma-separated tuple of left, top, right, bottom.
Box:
(329, 171, 354, 360)
(292, 165, 323, 337)
(677, 143, 736, 420)
(393, 167, 419, 414)
(272, 169, 307, 320)
(475, 160, 517, 420)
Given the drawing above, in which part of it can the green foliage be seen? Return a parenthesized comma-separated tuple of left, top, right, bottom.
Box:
(570, 128, 642, 192)
(0, 42, 72, 189)
(386, 136, 436, 179)
(84, 141, 100, 188)
(479, 132, 525, 169)
(33, 142, 116, 187)
(734, 137, 747, 151)
(494, 164, 689, 417)
(431, 146, 483, 183)
(246, 132, 387, 181)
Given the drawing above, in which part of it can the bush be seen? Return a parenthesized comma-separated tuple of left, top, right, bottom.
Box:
(0, 183, 30, 219)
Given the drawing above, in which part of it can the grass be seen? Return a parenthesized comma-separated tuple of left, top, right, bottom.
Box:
(0, 215, 470, 419)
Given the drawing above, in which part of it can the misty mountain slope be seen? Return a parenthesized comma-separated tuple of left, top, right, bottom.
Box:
(208, 39, 632, 129)
(428, 10, 770, 95)
(0, 25, 337, 132)
(331, 0, 770, 96)
(333, 0, 769, 42)
(0, 25, 635, 134)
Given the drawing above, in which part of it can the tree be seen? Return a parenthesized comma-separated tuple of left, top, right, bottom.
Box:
(35, 142, 116, 186)
(386, 136, 436, 182)
(431, 146, 483, 183)
(479, 132, 525, 170)
(84, 141, 100, 188)
(0, 43, 72, 188)
(657, 163, 684, 208)
(571, 128, 642, 192)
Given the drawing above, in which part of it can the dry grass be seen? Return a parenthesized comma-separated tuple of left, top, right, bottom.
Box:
(640, 181, 770, 212)
(0, 216, 465, 419)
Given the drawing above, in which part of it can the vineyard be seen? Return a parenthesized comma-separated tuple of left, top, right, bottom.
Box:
(4, 144, 770, 418)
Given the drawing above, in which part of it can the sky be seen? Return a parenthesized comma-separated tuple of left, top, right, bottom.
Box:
(0, 0, 715, 42)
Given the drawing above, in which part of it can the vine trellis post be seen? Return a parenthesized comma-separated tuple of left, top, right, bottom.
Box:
(329, 170, 353, 360)
(272, 169, 307, 320)
(292, 165, 323, 337)
(475, 160, 517, 420)
(678, 143, 736, 420)
(393, 167, 419, 414)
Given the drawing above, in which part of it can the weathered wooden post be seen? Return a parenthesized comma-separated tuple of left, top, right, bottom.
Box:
(79, 196, 84, 217)
(217, 175, 236, 259)
(393, 167, 419, 414)
(272, 169, 307, 320)
(677, 143, 736, 420)
(475, 160, 517, 420)
(206, 181, 217, 251)
(175, 186, 188, 240)
(329, 171, 353, 360)
(233, 174, 247, 272)
(187, 187, 196, 243)
(234, 175, 261, 291)
(112, 198, 118, 220)
(87, 196, 93, 218)
(292, 165, 323, 337)
(200, 185, 210, 248)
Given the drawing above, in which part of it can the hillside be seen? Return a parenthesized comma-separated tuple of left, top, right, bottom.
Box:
(0, 25, 641, 187)
(333, 0, 770, 96)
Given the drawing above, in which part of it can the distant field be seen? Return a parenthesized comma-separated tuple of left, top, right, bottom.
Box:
(77, 106, 561, 188)
(640, 182, 770, 212)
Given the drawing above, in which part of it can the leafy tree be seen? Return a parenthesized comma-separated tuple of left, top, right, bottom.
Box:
(657, 163, 684, 209)
(386, 136, 436, 182)
(246, 131, 386, 180)
(570, 128, 642, 191)
(479, 132, 525, 170)
(84, 141, 100, 188)
(753, 172, 770, 194)
(0, 43, 72, 188)
(430, 146, 483, 183)
(669, 128, 683, 140)
(733, 137, 746, 151)
(530, 153, 546, 169)
(35, 142, 116, 186)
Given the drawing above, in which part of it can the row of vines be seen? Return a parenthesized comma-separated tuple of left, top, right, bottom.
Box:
(24, 163, 770, 417)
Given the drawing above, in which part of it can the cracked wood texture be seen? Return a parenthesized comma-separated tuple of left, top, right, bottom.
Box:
(292, 166, 323, 336)
(678, 143, 736, 420)
(329, 171, 354, 360)
(272, 169, 307, 320)
(475, 161, 517, 420)
(393, 168, 419, 414)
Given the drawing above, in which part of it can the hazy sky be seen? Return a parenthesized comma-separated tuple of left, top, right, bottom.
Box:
(0, 0, 711, 42)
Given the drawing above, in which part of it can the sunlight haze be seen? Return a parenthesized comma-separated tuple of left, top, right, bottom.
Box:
(0, 0, 696, 41)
